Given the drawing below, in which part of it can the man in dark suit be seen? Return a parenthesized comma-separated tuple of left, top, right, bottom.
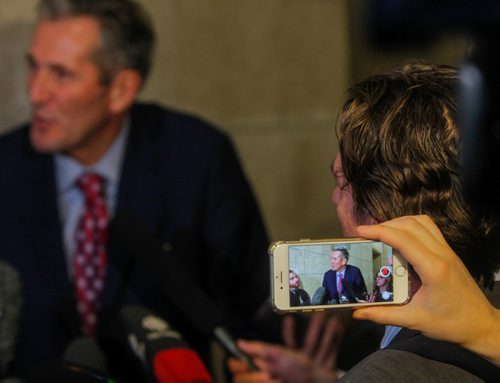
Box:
(0, 0, 269, 381)
(322, 248, 367, 304)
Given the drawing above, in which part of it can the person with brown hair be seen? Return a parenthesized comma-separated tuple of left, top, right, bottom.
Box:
(229, 63, 500, 382)
(289, 270, 311, 307)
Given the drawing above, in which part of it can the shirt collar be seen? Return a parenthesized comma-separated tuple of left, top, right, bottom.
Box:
(55, 118, 130, 192)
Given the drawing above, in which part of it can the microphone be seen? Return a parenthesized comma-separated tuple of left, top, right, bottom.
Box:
(0, 260, 22, 378)
(109, 211, 259, 371)
(26, 337, 115, 383)
(63, 337, 108, 375)
(120, 305, 212, 383)
(310, 286, 326, 305)
(342, 280, 366, 303)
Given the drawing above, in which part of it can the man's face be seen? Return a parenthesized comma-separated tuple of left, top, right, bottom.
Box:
(331, 154, 360, 236)
(330, 250, 347, 272)
(27, 16, 115, 163)
(331, 153, 377, 236)
(289, 272, 301, 289)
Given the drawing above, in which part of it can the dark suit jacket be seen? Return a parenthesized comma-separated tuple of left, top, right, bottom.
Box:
(0, 103, 270, 380)
(341, 328, 499, 382)
(322, 264, 367, 303)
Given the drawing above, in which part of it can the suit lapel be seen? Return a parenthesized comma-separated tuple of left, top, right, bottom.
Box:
(21, 154, 71, 298)
(102, 109, 167, 307)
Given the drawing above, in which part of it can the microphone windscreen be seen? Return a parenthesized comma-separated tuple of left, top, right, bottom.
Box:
(120, 305, 186, 363)
(153, 349, 212, 383)
(0, 261, 22, 375)
(310, 286, 326, 305)
(63, 337, 108, 374)
(342, 280, 359, 302)
(120, 305, 213, 383)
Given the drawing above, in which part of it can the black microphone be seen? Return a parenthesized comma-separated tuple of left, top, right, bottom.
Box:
(26, 337, 116, 383)
(109, 211, 259, 371)
(120, 305, 212, 383)
(0, 260, 22, 378)
(63, 337, 108, 375)
(310, 286, 326, 305)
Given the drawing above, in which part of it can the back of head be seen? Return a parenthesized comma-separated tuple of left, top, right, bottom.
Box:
(337, 62, 499, 287)
(36, 0, 155, 84)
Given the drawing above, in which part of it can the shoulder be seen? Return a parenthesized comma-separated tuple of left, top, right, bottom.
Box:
(323, 270, 334, 278)
(127, 102, 236, 161)
(129, 102, 229, 141)
(346, 264, 362, 274)
(0, 124, 50, 168)
(340, 349, 483, 383)
(0, 124, 31, 155)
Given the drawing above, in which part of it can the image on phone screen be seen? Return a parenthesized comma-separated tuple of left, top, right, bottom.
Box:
(288, 241, 394, 306)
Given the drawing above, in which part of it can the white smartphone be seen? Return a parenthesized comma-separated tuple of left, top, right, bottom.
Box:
(270, 238, 410, 313)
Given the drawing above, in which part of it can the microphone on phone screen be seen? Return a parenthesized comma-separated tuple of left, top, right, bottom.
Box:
(109, 211, 259, 372)
(120, 305, 212, 383)
(310, 286, 326, 305)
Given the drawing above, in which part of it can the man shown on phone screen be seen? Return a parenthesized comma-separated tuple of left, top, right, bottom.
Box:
(322, 248, 367, 304)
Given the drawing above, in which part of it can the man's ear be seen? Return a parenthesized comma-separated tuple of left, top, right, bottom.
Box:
(109, 69, 142, 114)
(360, 213, 379, 226)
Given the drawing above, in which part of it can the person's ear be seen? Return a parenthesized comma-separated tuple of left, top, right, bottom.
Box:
(109, 69, 142, 114)
(360, 213, 379, 226)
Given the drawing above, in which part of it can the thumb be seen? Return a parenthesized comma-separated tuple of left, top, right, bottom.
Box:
(352, 305, 413, 328)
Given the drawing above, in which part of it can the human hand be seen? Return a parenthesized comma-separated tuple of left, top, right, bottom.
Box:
(282, 312, 344, 372)
(352, 215, 500, 364)
(228, 339, 338, 383)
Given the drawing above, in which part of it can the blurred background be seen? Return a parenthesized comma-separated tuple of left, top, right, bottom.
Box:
(0, 0, 466, 242)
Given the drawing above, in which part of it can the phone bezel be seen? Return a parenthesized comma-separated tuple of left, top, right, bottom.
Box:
(270, 238, 410, 313)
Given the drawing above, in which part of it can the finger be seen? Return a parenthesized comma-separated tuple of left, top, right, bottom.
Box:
(383, 215, 448, 247)
(228, 357, 250, 374)
(302, 311, 327, 356)
(282, 315, 297, 349)
(314, 316, 344, 370)
(232, 370, 278, 383)
(238, 340, 273, 359)
(356, 219, 444, 279)
(238, 341, 293, 373)
(358, 215, 448, 254)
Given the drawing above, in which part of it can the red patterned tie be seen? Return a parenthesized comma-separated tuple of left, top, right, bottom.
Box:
(337, 273, 343, 294)
(74, 173, 108, 336)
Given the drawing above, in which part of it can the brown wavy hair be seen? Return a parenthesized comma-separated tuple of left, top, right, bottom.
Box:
(337, 62, 498, 287)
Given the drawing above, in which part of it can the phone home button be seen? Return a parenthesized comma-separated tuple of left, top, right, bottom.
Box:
(395, 265, 407, 277)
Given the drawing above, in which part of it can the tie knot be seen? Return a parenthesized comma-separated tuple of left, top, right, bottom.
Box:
(77, 173, 105, 198)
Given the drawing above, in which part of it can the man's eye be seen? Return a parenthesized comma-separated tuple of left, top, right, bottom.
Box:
(26, 56, 38, 72)
(53, 67, 73, 79)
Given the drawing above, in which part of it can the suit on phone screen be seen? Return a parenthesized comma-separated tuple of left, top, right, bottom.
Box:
(322, 264, 367, 303)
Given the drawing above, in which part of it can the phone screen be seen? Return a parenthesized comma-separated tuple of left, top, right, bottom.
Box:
(271, 239, 408, 312)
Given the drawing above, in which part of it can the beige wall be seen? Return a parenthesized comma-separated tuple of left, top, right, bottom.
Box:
(0, 0, 466, 244)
